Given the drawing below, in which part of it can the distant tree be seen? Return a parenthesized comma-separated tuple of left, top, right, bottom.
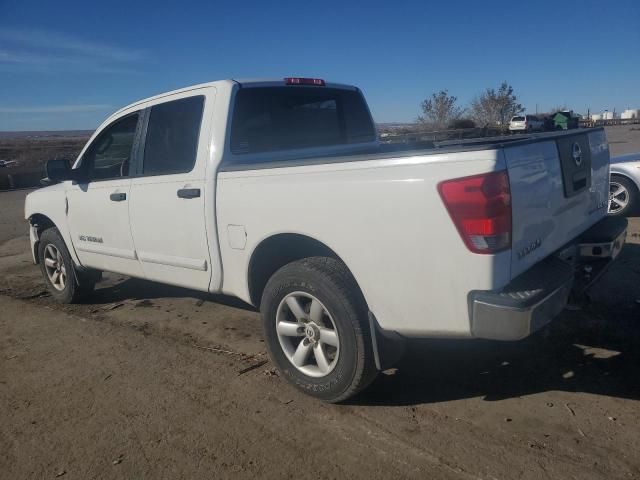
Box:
(418, 90, 464, 129)
(469, 82, 524, 126)
(448, 118, 476, 129)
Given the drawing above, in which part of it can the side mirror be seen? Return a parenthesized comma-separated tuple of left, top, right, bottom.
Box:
(45, 159, 81, 183)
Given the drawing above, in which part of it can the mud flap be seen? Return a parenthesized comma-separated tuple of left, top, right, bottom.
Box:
(368, 312, 407, 370)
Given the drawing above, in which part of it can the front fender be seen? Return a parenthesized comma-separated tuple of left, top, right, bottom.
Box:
(25, 183, 80, 266)
(610, 163, 640, 192)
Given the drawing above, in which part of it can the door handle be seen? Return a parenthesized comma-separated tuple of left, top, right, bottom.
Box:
(110, 192, 127, 202)
(177, 188, 201, 199)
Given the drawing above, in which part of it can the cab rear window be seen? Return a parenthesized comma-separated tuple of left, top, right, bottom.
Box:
(230, 87, 375, 155)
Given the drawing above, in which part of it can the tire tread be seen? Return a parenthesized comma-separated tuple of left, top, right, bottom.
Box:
(261, 256, 378, 402)
(38, 227, 95, 303)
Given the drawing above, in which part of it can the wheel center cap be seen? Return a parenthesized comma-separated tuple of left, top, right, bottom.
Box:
(305, 324, 319, 341)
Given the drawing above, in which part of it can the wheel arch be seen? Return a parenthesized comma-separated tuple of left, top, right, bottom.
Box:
(28, 213, 58, 264)
(247, 233, 368, 309)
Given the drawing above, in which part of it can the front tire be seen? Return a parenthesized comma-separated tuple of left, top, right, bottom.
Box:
(609, 175, 636, 216)
(38, 228, 96, 303)
(260, 257, 377, 402)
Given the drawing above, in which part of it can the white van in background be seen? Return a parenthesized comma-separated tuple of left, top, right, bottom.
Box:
(509, 115, 545, 133)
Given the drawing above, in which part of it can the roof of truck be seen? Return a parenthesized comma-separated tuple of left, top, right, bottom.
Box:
(232, 78, 357, 90)
(111, 79, 234, 116)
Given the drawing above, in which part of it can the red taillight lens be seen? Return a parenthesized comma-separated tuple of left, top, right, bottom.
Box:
(284, 77, 326, 86)
(438, 170, 512, 254)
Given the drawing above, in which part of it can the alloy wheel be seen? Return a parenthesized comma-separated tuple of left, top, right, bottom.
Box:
(275, 292, 340, 378)
(43, 244, 67, 291)
(609, 181, 629, 214)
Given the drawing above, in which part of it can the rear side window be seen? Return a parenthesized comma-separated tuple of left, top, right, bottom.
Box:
(143, 96, 204, 175)
(230, 87, 375, 155)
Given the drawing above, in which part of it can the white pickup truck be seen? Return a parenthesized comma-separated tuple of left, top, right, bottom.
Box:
(25, 78, 627, 402)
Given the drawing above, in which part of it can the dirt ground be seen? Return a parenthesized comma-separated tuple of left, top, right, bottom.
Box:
(2, 132, 640, 479)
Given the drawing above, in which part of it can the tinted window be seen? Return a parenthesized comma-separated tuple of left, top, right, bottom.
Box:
(84, 114, 138, 181)
(512, 116, 525, 122)
(143, 96, 204, 175)
(230, 87, 375, 155)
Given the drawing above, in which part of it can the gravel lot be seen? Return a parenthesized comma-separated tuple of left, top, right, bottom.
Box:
(1, 127, 640, 479)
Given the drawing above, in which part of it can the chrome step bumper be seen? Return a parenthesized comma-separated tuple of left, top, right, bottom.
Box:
(469, 216, 627, 341)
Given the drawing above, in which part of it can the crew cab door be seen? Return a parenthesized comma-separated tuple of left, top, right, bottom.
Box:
(66, 112, 144, 277)
(128, 94, 213, 291)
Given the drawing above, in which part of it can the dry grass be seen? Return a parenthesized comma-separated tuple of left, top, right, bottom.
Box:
(0, 134, 89, 189)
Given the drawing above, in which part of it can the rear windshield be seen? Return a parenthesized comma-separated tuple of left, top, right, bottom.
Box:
(512, 116, 525, 122)
(230, 87, 375, 155)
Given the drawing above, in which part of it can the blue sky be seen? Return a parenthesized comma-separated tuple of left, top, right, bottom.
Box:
(0, 0, 638, 130)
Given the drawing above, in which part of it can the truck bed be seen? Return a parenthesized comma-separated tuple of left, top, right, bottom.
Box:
(217, 126, 610, 336)
(219, 128, 604, 172)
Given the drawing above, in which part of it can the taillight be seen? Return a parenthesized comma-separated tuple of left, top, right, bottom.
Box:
(438, 170, 512, 254)
(284, 77, 326, 86)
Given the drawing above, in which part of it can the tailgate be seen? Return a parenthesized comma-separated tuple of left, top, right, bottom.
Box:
(504, 129, 610, 279)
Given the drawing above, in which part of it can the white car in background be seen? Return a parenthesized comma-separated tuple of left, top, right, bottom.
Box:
(509, 115, 544, 133)
(609, 152, 640, 216)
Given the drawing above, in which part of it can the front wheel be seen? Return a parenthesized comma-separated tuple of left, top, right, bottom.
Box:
(609, 175, 636, 216)
(38, 228, 96, 303)
(260, 257, 377, 402)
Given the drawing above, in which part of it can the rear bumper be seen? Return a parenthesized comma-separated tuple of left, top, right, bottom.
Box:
(469, 216, 627, 341)
(470, 257, 574, 340)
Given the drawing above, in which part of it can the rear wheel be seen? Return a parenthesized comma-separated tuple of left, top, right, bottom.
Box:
(260, 257, 377, 402)
(38, 228, 96, 303)
(609, 175, 636, 216)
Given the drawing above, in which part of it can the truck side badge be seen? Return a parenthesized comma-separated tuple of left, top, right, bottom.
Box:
(517, 238, 542, 260)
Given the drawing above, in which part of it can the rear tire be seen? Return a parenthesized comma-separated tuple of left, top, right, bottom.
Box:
(260, 257, 378, 402)
(38, 228, 96, 303)
(609, 175, 637, 216)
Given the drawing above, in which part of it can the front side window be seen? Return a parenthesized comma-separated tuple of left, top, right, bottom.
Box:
(83, 114, 138, 181)
(143, 96, 204, 175)
(230, 87, 375, 155)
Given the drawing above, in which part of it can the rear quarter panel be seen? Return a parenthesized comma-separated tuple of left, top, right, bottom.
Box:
(217, 150, 511, 337)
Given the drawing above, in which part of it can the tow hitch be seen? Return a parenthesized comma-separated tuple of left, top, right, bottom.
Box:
(570, 216, 627, 299)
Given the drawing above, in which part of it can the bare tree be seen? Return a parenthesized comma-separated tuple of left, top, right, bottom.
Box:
(418, 90, 464, 130)
(549, 105, 568, 114)
(469, 82, 524, 126)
